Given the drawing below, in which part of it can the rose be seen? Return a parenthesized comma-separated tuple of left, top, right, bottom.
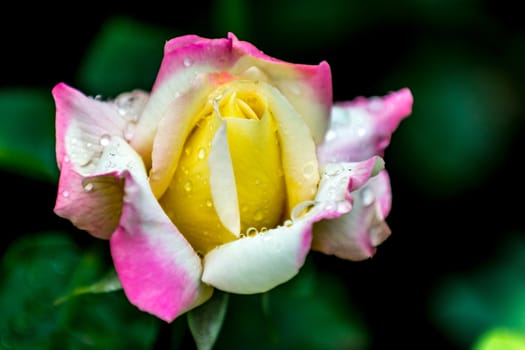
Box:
(53, 33, 413, 322)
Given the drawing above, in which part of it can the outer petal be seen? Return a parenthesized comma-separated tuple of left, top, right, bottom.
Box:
(202, 156, 384, 294)
(317, 88, 413, 165)
(95, 136, 213, 322)
(312, 170, 392, 261)
(53, 83, 146, 239)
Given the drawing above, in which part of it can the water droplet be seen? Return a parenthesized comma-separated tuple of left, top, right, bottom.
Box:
(124, 121, 136, 141)
(360, 187, 375, 206)
(197, 147, 206, 159)
(254, 210, 264, 221)
(206, 199, 213, 208)
(254, 179, 261, 185)
(324, 164, 342, 177)
(184, 181, 192, 192)
(325, 129, 337, 142)
(99, 134, 111, 146)
(83, 183, 94, 192)
(184, 147, 191, 156)
(246, 227, 258, 236)
(64, 156, 70, 163)
(241, 206, 249, 213)
(115, 90, 148, 120)
(357, 127, 366, 137)
(94, 94, 102, 100)
(283, 219, 293, 227)
(62, 190, 70, 198)
(86, 142, 93, 149)
(183, 57, 192, 67)
(259, 227, 268, 233)
(302, 161, 316, 179)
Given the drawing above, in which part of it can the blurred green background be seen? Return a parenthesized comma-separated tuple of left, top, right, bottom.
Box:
(1, 0, 524, 349)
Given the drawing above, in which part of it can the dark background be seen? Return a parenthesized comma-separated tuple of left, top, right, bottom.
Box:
(2, 1, 524, 349)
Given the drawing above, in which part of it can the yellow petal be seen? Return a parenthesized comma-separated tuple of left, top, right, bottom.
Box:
(159, 112, 237, 255)
(225, 110, 285, 235)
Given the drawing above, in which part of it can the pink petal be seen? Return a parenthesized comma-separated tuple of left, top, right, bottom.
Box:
(317, 88, 413, 165)
(312, 170, 392, 261)
(54, 162, 123, 239)
(53, 83, 146, 239)
(97, 136, 213, 322)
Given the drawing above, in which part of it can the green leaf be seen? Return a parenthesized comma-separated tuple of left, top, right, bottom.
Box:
(77, 16, 175, 97)
(0, 232, 160, 349)
(474, 328, 525, 350)
(188, 291, 229, 350)
(0, 88, 57, 182)
(430, 233, 525, 348)
(54, 268, 122, 305)
(214, 257, 369, 349)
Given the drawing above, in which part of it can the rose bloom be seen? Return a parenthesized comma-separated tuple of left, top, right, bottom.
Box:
(53, 33, 413, 322)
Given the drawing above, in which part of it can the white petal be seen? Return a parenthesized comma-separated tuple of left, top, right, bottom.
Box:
(208, 123, 241, 236)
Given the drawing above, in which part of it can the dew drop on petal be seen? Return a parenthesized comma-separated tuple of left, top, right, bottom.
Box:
(205, 199, 213, 208)
(115, 90, 148, 120)
(325, 129, 337, 142)
(123, 121, 136, 141)
(246, 227, 258, 236)
(360, 187, 375, 206)
(83, 183, 94, 192)
(62, 190, 70, 198)
(184, 181, 192, 192)
(302, 161, 316, 179)
(183, 57, 192, 67)
(197, 147, 206, 159)
(254, 210, 264, 222)
(99, 134, 111, 147)
(283, 219, 293, 227)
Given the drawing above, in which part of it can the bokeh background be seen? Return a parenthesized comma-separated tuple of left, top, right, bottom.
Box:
(1, 0, 524, 349)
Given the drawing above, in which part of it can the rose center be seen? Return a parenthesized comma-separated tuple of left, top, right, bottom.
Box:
(159, 81, 286, 254)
